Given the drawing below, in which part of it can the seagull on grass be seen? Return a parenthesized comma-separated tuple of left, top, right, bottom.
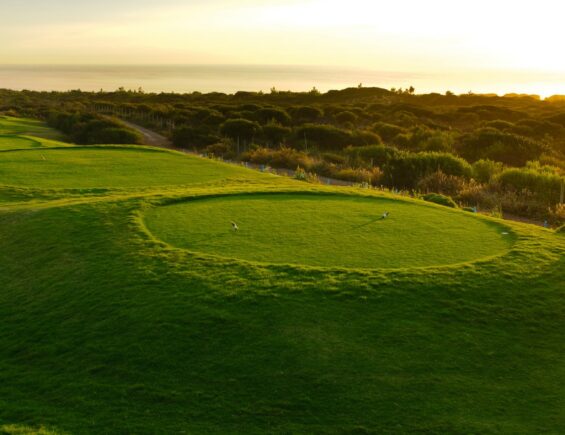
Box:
(231, 221, 239, 231)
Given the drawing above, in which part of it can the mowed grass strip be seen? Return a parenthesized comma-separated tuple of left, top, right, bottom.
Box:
(144, 193, 515, 268)
(0, 135, 43, 150)
(0, 147, 273, 189)
(0, 116, 65, 141)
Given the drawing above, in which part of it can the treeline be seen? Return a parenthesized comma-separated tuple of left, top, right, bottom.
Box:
(0, 87, 563, 223)
(47, 111, 142, 145)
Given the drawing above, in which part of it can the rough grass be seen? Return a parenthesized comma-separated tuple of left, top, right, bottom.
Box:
(144, 193, 515, 268)
(1, 119, 564, 434)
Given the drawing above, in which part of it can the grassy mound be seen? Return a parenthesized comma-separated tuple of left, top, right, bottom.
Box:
(0, 147, 272, 189)
(144, 193, 514, 268)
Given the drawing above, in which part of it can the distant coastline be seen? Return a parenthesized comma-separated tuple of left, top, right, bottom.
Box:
(0, 64, 563, 98)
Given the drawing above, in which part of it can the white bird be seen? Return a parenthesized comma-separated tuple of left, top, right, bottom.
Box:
(231, 221, 239, 231)
(382, 211, 389, 219)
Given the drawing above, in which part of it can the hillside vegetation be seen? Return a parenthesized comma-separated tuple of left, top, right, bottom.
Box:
(2, 87, 564, 225)
(0, 117, 564, 434)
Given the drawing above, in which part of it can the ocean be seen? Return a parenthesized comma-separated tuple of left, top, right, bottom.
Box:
(0, 65, 563, 97)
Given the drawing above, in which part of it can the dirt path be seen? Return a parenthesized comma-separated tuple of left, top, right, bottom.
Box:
(121, 120, 171, 148)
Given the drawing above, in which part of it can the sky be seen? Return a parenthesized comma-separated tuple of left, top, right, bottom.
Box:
(2, 0, 565, 94)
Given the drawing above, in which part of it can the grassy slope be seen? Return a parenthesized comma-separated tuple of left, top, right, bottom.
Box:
(0, 117, 66, 141)
(0, 123, 564, 434)
(0, 147, 276, 189)
(145, 193, 515, 268)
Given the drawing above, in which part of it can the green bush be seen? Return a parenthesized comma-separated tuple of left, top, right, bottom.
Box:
(344, 144, 400, 167)
(172, 126, 219, 149)
(496, 168, 562, 203)
(472, 159, 504, 183)
(383, 152, 472, 189)
(422, 193, 458, 208)
(220, 118, 260, 142)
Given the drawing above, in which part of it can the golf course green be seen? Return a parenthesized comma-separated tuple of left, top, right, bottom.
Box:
(1, 117, 564, 434)
(145, 193, 515, 268)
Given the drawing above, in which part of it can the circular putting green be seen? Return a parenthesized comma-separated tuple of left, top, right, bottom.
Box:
(144, 193, 515, 269)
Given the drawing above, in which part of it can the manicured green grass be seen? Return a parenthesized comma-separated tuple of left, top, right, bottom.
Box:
(0, 116, 65, 141)
(0, 135, 43, 150)
(145, 193, 515, 268)
(0, 146, 274, 189)
(1, 118, 564, 434)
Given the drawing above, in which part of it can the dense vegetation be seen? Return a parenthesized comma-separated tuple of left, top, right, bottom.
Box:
(0, 118, 564, 434)
(1, 86, 564, 224)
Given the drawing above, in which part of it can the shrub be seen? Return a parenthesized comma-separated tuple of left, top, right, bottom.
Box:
(372, 122, 406, 142)
(472, 159, 504, 183)
(294, 124, 352, 151)
(456, 127, 546, 166)
(243, 147, 314, 170)
(496, 168, 562, 203)
(548, 204, 565, 227)
(422, 193, 457, 208)
(203, 142, 235, 159)
(254, 108, 291, 125)
(289, 106, 323, 124)
(220, 118, 260, 142)
(335, 111, 358, 125)
(172, 126, 219, 149)
(417, 170, 466, 196)
(261, 123, 291, 146)
(344, 144, 400, 167)
(383, 151, 472, 189)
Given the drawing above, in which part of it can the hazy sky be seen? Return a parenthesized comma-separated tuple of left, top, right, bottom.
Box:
(3, 0, 565, 75)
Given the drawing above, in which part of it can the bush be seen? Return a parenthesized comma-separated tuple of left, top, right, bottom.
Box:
(289, 106, 323, 124)
(261, 123, 291, 146)
(47, 111, 142, 144)
(496, 168, 563, 203)
(548, 204, 565, 226)
(243, 147, 314, 170)
(254, 108, 291, 125)
(172, 126, 219, 149)
(472, 159, 504, 183)
(335, 111, 358, 125)
(422, 193, 457, 208)
(383, 151, 472, 189)
(344, 144, 400, 167)
(456, 127, 546, 166)
(417, 170, 466, 196)
(203, 142, 235, 159)
(295, 124, 352, 151)
(220, 118, 260, 142)
(372, 121, 407, 142)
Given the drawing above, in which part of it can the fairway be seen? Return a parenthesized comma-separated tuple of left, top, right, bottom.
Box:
(0, 116, 65, 140)
(0, 147, 271, 189)
(144, 193, 515, 268)
(0, 135, 42, 150)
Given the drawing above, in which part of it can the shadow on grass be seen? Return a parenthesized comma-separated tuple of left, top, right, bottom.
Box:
(350, 216, 386, 230)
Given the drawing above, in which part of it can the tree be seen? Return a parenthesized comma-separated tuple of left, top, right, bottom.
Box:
(220, 118, 260, 143)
